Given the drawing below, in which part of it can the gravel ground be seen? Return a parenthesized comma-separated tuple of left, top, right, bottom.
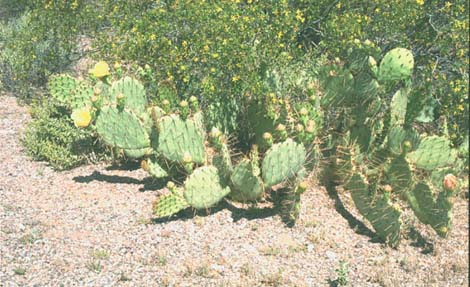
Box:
(0, 94, 468, 287)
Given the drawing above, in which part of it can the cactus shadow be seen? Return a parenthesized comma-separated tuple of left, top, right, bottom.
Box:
(73, 171, 166, 191)
(105, 161, 141, 171)
(150, 203, 229, 224)
(322, 176, 378, 242)
(407, 227, 434, 254)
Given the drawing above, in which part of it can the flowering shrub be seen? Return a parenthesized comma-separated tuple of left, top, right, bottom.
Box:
(96, 0, 307, 134)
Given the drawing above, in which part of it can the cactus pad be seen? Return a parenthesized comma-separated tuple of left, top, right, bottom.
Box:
(153, 192, 189, 217)
(144, 156, 169, 178)
(156, 115, 205, 164)
(230, 159, 264, 202)
(378, 48, 414, 82)
(387, 126, 420, 155)
(95, 107, 150, 149)
(390, 89, 408, 126)
(183, 166, 231, 209)
(262, 139, 306, 187)
(345, 173, 402, 247)
(407, 136, 457, 170)
(386, 157, 412, 194)
(406, 182, 453, 237)
(109, 76, 147, 113)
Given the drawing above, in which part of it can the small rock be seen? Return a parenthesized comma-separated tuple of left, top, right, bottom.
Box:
(325, 250, 337, 260)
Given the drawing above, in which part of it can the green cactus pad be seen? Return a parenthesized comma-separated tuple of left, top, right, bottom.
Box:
(109, 76, 147, 113)
(386, 157, 412, 194)
(319, 67, 355, 108)
(212, 139, 233, 181)
(387, 126, 420, 155)
(153, 192, 189, 217)
(230, 159, 264, 202)
(156, 115, 205, 164)
(407, 136, 457, 170)
(48, 74, 78, 105)
(390, 89, 408, 126)
(48, 75, 93, 109)
(378, 48, 414, 82)
(262, 139, 306, 187)
(406, 182, 453, 237)
(345, 173, 402, 247)
(96, 107, 150, 149)
(146, 156, 169, 178)
(183, 166, 231, 209)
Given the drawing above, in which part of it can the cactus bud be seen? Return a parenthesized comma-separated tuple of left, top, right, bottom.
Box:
(276, 124, 286, 132)
(368, 56, 377, 67)
(296, 124, 304, 133)
(297, 181, 308, 193)
(182, 151, 193, 164)
(166, 181, 176, 190)
(91, 95, 99, 103)
(189, 96, 198, 103)
(305, 124, 315, 134)
(162, 99, 170, 106)
(179, 100, 188, 108)
(263, 132, 272, 140)
(94, 87, 102, 95)
(383, 185, 393, 193)
(403, 140, 412, 152)
(210, 127, 222, 139)
(117, 93, 125, 100)
(443, 174, 458, 191)
(299, 107, 308, 116)
(141, 159, 149, 171)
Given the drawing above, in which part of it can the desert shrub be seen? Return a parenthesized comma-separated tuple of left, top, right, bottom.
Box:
(0, 1, 99, 99)
(96, 0, 307, 134)
(22, 98, 107, 170)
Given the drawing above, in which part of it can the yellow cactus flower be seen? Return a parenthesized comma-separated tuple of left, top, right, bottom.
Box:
(71, 108, 92, 128)
(92, 61, 110, 79)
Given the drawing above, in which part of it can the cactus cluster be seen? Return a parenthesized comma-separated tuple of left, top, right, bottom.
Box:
(55, 63, 321, 225)
(321, 41, 462, 247)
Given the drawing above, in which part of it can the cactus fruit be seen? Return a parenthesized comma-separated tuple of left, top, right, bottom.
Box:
(345, 173, 402, 247)
(183, 166, 231, 209)
(156, 115, 205, 164)
(406, 182, 454, 237)
(153, 192, 189, 217)
(443, 174, 458, 191)
(262, 138, 306, 187)
(109, 76, 147, 113)
(407, 136, 457, 170)
(378, 48, 414, 82)
(95, 107, 150, 149)
(230, 159, 264, 202)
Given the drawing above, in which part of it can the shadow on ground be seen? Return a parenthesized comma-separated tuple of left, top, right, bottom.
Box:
(73, 170, 166, 191)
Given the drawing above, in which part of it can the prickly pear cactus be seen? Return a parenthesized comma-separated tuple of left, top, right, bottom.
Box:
(183, 166, 231, 209)
(156, 115, 205, 164)
(378, 48, 414, 82)
(406, 136, 457, 170)
(142, 156, 169, 178)
(406, 182, 454, 237)
(153, 192, 189, 217)
(48, 75, 93, 109)
(109, 76, 147, 113)
(262, 139, 306, 187)
(345, 173, 402, 247)
(95, 107, 150, 149)
(230, 159, 264, 202)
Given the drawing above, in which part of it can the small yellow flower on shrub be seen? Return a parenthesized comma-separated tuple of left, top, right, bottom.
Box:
(71, 108, 92, 128)
(92, 61, 110, 79)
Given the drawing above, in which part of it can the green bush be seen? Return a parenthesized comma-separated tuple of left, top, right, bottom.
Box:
(96, 0, 307, 134)
(0, 1, 99, 99)
(22, 98, 107, 170)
